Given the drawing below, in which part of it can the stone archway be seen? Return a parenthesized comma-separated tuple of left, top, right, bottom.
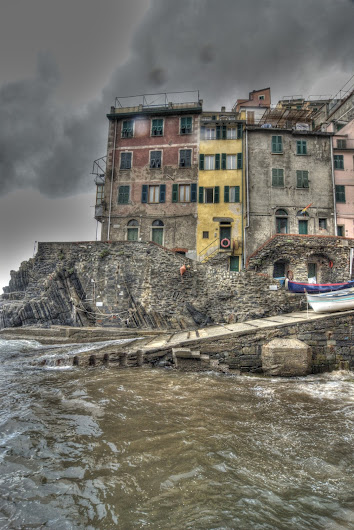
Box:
(307, 253, 333, 283)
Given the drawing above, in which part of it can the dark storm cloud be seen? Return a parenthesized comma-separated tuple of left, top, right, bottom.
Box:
(0, 0, 353, 198)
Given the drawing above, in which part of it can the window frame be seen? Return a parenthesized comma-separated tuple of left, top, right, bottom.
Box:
(148, 185, 160, 204)
(202, 231, 209, 239)
(180, 116, 193, 135)
(96, 184, 104, 205)
(296, 140, 307, 155)
(179, 149, 192, 168)
(335, 185, 346, 203)
(334, 154, 344, 170)
(298, 219, 308, 235)
(319, 218, 327, 230)
(127, 219, 139, 241)
(118, 185, 130, 204)
(337, 139, 347, 149)
(120, 151, 132, 170)
(204, 187, 214, 203)
(151, 118, 164, 137)
(296, 170, 309, 188)
(178, 184, 191, 203)
(226, 154, 236, 170)
(121, 120, 134, 138)
(149, 150, 162, 169)
(272, 168, 284, 187)
(272, 135, 283, 154)
(204, 155, 215, 170)
(226, 128, 237, 139)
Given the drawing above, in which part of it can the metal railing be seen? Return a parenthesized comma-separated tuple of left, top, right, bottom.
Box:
(114, 91, 201, 110)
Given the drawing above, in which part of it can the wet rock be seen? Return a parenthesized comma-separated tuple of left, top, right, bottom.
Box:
(261, 338, 312, 377)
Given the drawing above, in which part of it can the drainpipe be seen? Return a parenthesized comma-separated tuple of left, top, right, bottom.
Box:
(243, 128, 250, 268)
(330, 135, 337, 236)
(107, 118, 117, 240)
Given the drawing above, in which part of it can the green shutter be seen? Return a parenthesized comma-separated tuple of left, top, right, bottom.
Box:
(221, 153, 227, 170)
(222, 125, 227, 139)
(215, 153, 220, 170)
(172, 183, 178, 203)
(141, 185, 148, 203)
(237, 123, 243, 139)
(214, 186, 220, 203)
(237, 153, 242, 169)
(216, 126, 221, 139)
(199, 154, 204, 170)
(299, 220, 308, 235)
(272, 135, 282, 153)
(159, 184, 166, 203)
(199, 186, 204, 203)
(272, 169, 284, 187)
(224, 186, 230, 203)
(191, 183, 197, 202)
(335, 185, 346, 203)
(235, 186, 240, 203)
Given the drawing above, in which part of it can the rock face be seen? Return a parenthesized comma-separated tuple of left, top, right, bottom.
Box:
(1, 241, 302, 330)
(261, 338, 312, 376)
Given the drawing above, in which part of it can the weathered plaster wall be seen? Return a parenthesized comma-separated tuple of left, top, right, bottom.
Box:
(333, 119, 354, 238)
(1, 241, 302, 330)
(246, 128, 335, 259)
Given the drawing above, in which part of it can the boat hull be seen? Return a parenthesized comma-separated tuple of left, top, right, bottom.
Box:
(306, 289, 354, 313)
(286, 279, 354, 294)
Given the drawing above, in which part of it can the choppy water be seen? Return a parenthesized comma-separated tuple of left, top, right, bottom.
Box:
(0, 339, 353, 529)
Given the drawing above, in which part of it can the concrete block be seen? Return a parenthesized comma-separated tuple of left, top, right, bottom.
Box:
(261, 338, 312, 377)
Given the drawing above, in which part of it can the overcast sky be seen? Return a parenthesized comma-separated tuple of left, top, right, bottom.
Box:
(1, 0, 353, 290)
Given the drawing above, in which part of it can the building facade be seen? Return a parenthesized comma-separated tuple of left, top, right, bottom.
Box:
(245, 127, 336, 278)
(97, 94, 202, 254)
(197, 111, 244, 270)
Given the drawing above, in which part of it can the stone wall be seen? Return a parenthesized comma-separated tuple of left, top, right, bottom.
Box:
(247, 234, 354, 283)
(0, 241, 302, 329)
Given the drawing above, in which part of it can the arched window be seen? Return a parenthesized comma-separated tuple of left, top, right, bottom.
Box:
(151, 219, 164, 245)
(275, 209, 288, 234)
(127, 219, 139, 241)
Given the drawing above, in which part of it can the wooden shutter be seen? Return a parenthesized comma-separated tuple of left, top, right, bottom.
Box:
(237, 153, 242, 169)
(221, 153, 227, 170)
(214, 186, 220, 203)
(222, 125, 227, 139)
(215, 153, 220, 170)
(237, 123, 243, 139)
(191, 183, 197, 202)
(141, 185, 148, 203)
(235, 186, 240, 203)
(159, 184, 166, 203)
(198, 186, 204, 203)
(199, 154, 204, 170)
(216, 126, 221, 139)
(172, 184, 178, 203)
(224, 185, 230, 203)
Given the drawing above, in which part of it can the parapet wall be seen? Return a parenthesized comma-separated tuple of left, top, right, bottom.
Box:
(1, 241, 302, 329)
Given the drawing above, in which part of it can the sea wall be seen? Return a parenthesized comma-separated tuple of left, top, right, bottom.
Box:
(0, 241, 302, 329)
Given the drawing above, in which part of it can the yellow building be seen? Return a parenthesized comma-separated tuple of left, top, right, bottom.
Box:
(197, 113, 245, 270)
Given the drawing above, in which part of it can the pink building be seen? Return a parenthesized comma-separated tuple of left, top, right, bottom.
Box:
(331, 119, 354, 238)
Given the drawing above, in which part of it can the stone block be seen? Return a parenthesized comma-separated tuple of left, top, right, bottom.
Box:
(261, 338, 312, 377)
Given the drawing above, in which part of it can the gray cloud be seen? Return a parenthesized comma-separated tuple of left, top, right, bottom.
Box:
(0, 0, 353, 198)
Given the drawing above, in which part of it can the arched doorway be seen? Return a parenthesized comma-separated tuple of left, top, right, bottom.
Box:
(127, 219, 139, 241)
(275, 209, 288, 234)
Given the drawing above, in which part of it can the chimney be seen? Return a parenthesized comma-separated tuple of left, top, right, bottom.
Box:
(221, 106, 226, 112)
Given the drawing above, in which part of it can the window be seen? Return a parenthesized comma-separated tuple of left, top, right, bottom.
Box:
(121, 120, 134, 138)
(203, 231, 209, 239)
(120, 152, 132, 170)
(337, 225, 344, 236)
(237, 123, 243, 139)
(127, 219, 138, 241)
(179, 184, 191, 202)
(296, 140, 307, 155)
(275, 209, 288, 234)
(204, 188, 214, 203)
(151, 118, 163, 136)
(96, 184, 104, 205)
(272, 168, 284, 187)
(141, 184, 166, 203)
(224, 186, 240, 203)
(335, 185, 346, 203)
(118, 185, 130, 204)
(180, 116, 192, 134)
(237, 153, 242, 169)
(151, 219, 164, 245)
(149, 185, 160, 203)
(319, 218, 327, 230)
(299, 220, 308, 235)
(226, 155, 236, 169)
(337, 139, 347, 149)
(259, 95, 265, 101)
(296, 170, 309, 188)
(205, 128, 216, 139)
(198, 186, 220, 204)
(179, 149, 192, 167)
(150, 151, 161, 168)
(172, 183, 197, 203)
(204, 155, 215, 170)
(334, 155, 344, 169)
(230, 256, 240, 272)
(227, 128, 236, 139)
(272, 135, 283, 153)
